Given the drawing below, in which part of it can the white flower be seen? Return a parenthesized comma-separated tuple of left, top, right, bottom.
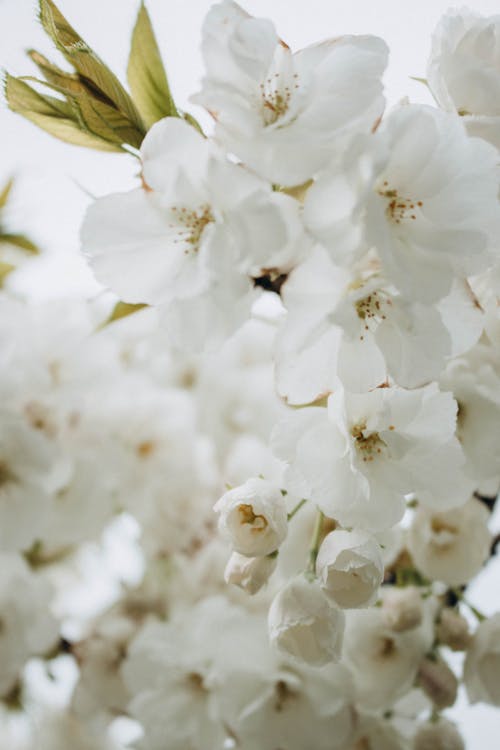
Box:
(276, 246, 482, 402)
(463, 612, 500, 706)
(442, 343, 500, 484)
(0, 411, 68, 552)
(406, 497, 492, 586)
(224, 550, 277, 594)
(0, 553, 59, 697)
(30, 713, 120, 750)
(414, 719, 464, 750)
(229, 664, 356, 750)
(342, 605, 434, 710)
(428, 9, 500, 150)
(192, 1, 388, 186)
(273, 384, 472, 532)
(315, 528, 384, 608)
(214, 477, 288, 557)
(81, 118, 305, 349)
(381, 586, 424, 633)
(416, 656, 458, 709)
(304, 104, 500, 303)
(436, 608, 471, 651)
(122, 597, 271, 750)
(268, 576, 345, 666)
(352, 715, 411, 750)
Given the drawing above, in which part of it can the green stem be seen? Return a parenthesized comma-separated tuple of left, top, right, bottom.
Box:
(307, 510, 324, 576)
(287, 498, 307, 521)
(452, 588, 486, 622)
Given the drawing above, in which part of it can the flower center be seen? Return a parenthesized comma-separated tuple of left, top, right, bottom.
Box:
(351, 422, 386, 463)
(378, 636, 397, 659)
(169, 204, 214, 252)
(355, 289, 393, 339)
(238, 503, 268, 533)
(378, 181, 423, 224)
(430, 517, 459, 549)
(259, 72, 299, 126)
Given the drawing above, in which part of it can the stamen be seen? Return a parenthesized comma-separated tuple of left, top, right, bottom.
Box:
(169, 204, 214, 253)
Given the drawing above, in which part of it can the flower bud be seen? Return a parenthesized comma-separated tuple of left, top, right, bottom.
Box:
(382, 586, 423, 632)
(214, 478, 288, 557)
(464, 612, 500, 706)
(436, 608, 471, 651)
(315, 529, 384, 608)
(413, 719, 464, 750)
(268, 576, 344, 666)
(417, 656, 458, 709)
(407, 498, 491, 586)
(224, 551, 277, 595)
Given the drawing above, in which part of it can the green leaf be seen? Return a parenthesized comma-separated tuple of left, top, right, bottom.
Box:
(104, 301, 147, 325)
(28, 49, 85, 95)
(38, 0, 145, 134)
(0, 261, 15, 286)
(27, 53, 145, 148)
(0, 179, 14, 210)
(127, 1, 177, 129)
(409, 76, 428, 87)
(5, 73, 123, 152)
(0, 234, 40, 254)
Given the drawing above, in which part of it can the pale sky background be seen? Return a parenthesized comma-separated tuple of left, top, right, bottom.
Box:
(0, 0, 499, 745)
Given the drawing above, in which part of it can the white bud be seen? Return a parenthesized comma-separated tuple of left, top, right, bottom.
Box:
(417, 656, 458, 709)
(214, 478, 288, 557)
(382, 586, 423, 632)
(464, 612, 500, 706)
(315, 529, 384, 609)
(413, 719, 464, 750)
(407, 498, 491, 586)
(224, 551, 277, 595)
(268, 575, 345, 666)
(436, 608, 471, 651)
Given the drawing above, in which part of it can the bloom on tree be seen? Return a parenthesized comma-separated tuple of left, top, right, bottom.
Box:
(214, 477, 288, 557)
(315, 528, 384, 608)
(268, 576, 345, 666)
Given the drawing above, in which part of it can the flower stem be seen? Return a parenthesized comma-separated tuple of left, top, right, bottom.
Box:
(307, 510, 324, 576)
(452, 588, 486, 622)
(287, 498, 307, 521)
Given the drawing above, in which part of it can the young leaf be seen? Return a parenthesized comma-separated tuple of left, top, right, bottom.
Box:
(5, 73, 123, 152)
(0, 234, 40, 254)
(38, 0, 145, 134)
(0, 261, 15, 286)
(127, 1, 177, 129)
(102, 301, 148, 327)
(0, 180, 14, 211)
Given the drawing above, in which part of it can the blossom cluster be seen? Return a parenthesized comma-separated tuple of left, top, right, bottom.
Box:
(0, 2, 499, 749)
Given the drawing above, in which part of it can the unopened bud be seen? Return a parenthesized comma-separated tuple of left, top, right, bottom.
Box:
(268, 576, 344, 666)
(214, 478, 288, 557)
(417, 656, 458, 709)
(224, 551, 277, 595)
(413, 719, 464, 750)
(382, 586, 423, 632)
(436, 608, 471, 651)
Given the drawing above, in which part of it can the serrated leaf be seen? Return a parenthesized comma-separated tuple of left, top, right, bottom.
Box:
(127, 1, 177, 129)
(5, 74, 123, 152)
(101, 301, 148, 328)
(27, 53, 144, 148)
(39, 0, 145, 134)
(0, 179, 14, 211)
(28, 49, 84, 95)
(0, 234, 40, 254)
